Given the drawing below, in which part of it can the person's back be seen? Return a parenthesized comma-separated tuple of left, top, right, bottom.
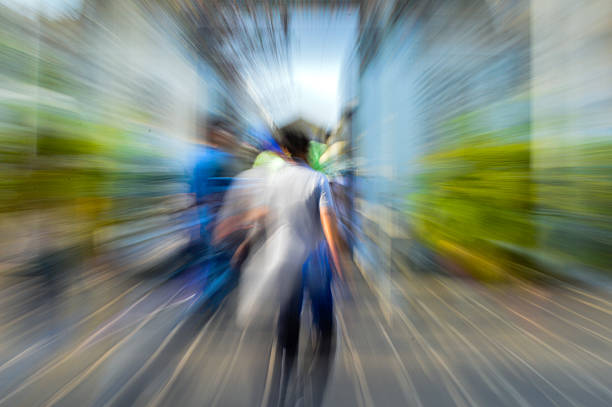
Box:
(234, 161, 327, 321)
(188, 118, 242, 305)
(265, 162, 330, 259)
(190, 118, 241, 240)
(192, 145, 231, 200)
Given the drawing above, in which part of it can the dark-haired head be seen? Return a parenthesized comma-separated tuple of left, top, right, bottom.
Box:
(278, 125, 310, 161)
(207, 116, 232, 135)
(200, 115, 235, 150)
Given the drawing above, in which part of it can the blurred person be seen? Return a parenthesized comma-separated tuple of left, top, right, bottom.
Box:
(213, 129, 282, 280)
(265, 125, 347, 407)
(210, 131, 287, 327)
(190, 116, 240, 227)
(225, 126, 345, 406)
(188, 116, 241, 303)
(213, 125, 348, 405)
(252, 130, 286, 172)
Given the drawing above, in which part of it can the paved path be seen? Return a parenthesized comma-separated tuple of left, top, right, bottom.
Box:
(1, 269, 612, 407)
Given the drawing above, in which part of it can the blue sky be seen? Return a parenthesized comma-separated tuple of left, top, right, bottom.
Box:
(244, 7, 358, 128)
(286, 7, 358, 127)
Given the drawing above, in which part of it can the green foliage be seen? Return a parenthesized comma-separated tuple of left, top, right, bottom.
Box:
(0, 100, 184, 213)
(408, 104, 612, 279)
(534, 140, 612, 270)
(410, 143, 534, 280)
(308, 140, 328, 173)
(407, 106, 534, 280)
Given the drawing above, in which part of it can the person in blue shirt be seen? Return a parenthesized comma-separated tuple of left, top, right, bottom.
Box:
(189, 116, 241, 304)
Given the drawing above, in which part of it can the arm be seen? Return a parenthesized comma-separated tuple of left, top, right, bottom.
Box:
(320, 207, 346, 281)
(213, 206, 268, 245)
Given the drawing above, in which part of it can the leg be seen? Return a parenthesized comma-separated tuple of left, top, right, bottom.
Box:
(272, 269, 303, 407)
(305, 244, 335, 407)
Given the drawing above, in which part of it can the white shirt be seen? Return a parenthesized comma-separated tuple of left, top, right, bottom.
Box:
(265, 160, 334, 255)
(236, 160, 334, 325)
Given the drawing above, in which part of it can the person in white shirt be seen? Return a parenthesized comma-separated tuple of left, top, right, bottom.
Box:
(214, 125, 347, 406)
